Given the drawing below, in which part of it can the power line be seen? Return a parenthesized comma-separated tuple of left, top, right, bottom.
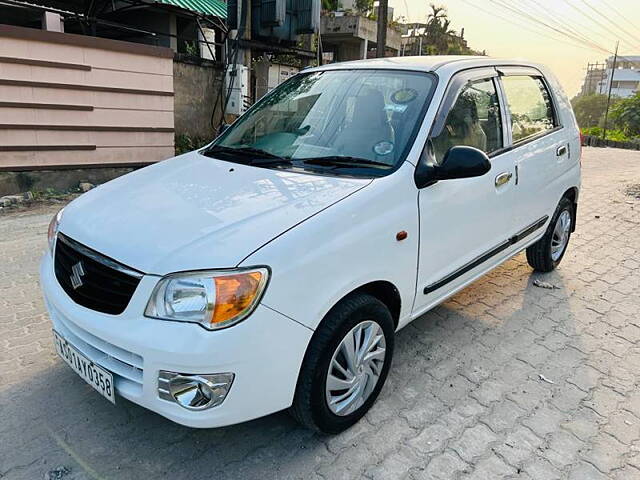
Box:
(560, 0, 640, 52)
(489, 0, 608, 53)
(459, 0, 608, 53)
(488, 0, 638, 65)
(522, 0, 613, 51)
(598, 0, 638, 35)
(486, 0, 613, 55)
(503, 0, 640, 76)
(575, 0, 640, 49)
(462, 0, 639, 99)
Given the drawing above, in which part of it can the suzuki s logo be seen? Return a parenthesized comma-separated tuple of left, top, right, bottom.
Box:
(70, 261, 85, 290)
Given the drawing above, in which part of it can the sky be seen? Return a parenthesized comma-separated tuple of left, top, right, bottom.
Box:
(387, 0, 640, 97)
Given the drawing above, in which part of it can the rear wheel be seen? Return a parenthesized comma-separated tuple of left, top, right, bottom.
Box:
(290, 293, 395, 433)
(526, 197, 574, 272)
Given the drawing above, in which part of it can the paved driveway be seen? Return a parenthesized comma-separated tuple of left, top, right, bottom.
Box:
(1, 148, 640, 480)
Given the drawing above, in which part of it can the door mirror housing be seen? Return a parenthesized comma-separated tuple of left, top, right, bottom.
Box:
(414, 145, 491, 188)
(438, 146, 491, 180)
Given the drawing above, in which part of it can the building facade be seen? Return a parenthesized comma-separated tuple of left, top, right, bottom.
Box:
(604, 56, 640, 98)
(319, 13, 400, 62)
(581, 56, 640, 98)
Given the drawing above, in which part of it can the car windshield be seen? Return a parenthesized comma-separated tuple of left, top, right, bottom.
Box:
(210, 69, 436, 176)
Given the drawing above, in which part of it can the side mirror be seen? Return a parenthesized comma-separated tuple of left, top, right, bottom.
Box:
(437, 146, 491, 180)
(414, 144, 491, 188)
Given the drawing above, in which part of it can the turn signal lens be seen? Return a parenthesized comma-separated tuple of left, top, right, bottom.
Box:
(145, 267, 269, 330)
(47, 208, 63, 256)
(212, 272, 264, 325)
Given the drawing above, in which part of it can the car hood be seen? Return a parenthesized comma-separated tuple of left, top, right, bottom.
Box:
(59, 151, 371, 275)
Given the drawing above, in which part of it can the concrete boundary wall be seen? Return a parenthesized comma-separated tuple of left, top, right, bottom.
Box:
(173, 56, 223, 141)
(582, 135, 640, 151)
(0, 24, 175, 170)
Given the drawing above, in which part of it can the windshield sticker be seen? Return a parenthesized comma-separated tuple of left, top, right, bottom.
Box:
(391, 88, 418, 104)
(373, 141, 394, 156)
(385, 104, 408, 113)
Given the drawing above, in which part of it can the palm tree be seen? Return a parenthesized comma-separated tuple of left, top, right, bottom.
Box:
(422, 4, 456, 54)
(426, 4, 446, 28)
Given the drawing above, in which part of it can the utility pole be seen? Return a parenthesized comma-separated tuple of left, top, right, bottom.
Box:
(602, 41, 619, 142)
(376, 0, 388, 58)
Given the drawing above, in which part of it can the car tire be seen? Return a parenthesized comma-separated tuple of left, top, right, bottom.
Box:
(290, 293, 395, 434)
(526, 197, 574, 272)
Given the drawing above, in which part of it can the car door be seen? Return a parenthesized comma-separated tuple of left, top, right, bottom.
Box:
(497, 68, 567, 233)
(413, 68, 519, 315)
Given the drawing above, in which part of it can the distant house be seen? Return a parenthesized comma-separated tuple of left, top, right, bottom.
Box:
(398, 23, 479, 57)
(581, 56, 640, 98)
(1, 0, 226, 60)
(0, 0, 229, 178)
(0, 0, 320, 195)
(320, 13, 400, 62)
(602, 56, 640, 98)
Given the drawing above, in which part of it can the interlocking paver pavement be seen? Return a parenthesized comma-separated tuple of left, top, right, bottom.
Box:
(1, 147, 639, 479)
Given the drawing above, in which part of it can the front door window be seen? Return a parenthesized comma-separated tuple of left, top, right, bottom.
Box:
(431, 78, 503, 163)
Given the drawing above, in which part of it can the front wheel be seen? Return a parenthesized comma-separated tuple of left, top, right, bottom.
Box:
(526, 197, 574, 272)
(290, 293, 395, 433)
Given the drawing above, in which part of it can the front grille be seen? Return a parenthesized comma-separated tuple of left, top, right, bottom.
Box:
(54, 233, 143, 315)
(50, 301, 144, 396)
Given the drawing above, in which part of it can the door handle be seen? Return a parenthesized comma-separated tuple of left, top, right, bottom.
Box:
(557, 145, 568, 157)
(495, 171, 513, 187)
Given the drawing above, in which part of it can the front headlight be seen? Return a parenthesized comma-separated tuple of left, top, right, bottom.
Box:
(144, 267, 269, 330)
(47, 208, 63, 256)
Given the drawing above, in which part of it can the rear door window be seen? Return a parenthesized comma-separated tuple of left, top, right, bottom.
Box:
(501, 76, 557, 142)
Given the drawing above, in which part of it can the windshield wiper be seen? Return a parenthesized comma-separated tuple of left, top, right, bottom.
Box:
(299, 156, 392, 168)
(203, 145, 292, 166)
(250, 157, 293, 166)
(204, 145, 286, 160)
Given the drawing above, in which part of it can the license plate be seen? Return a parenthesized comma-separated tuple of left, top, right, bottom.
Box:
(53, 330, 115, 404)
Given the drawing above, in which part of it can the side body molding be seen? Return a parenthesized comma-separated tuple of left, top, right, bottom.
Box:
(424, 215, 549, 294)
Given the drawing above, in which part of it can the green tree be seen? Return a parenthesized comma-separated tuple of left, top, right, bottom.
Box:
(570, 94, 609, 128)
(322, 0, 339, 11)
(354, 0, 373, 15)
(425, 5, 455, 54)
(610, 92, 640, 137)
(426, 4, 447, 28)
(403, 4, 478, 56)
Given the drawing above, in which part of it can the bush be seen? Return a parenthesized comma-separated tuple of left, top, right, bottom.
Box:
(175, 134, 211, 156)
(580, 127, 634, 142)
(610, 92, 640, 137)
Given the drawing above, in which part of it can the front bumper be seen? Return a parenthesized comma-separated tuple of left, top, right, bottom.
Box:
(40, 252, 313, 428)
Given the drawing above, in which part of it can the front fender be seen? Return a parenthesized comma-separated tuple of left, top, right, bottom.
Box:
(240, 163, 420, 331)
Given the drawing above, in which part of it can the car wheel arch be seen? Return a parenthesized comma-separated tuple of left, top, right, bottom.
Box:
(321, 280, 401, 331)
(561, 186, 579, 232)
(562, 186, 578, 204)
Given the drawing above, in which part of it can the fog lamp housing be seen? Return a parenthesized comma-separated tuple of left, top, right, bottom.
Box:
(158, 371, 234, 410)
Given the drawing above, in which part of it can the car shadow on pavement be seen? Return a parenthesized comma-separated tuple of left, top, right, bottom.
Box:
(0, 361, 329, 479)
(0, 257, 580, 480)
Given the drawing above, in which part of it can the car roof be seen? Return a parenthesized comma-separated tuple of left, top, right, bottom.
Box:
(306, 56, 545, 75)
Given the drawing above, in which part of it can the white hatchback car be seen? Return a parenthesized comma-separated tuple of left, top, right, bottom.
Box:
(42, 56, 581, 433)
